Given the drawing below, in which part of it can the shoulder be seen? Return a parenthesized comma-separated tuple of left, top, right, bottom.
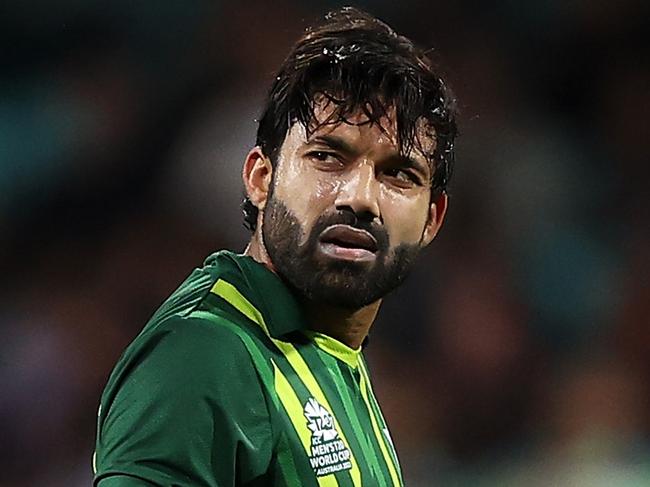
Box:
(98, 314, 271, 444)
(141, 250, 236, 325)
(156, 314, 251, 354)
(95, 317, 274, 486)
(108, 314, 258, 394)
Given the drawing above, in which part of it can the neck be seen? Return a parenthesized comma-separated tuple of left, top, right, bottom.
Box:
(245, 230, 276, 272)
(300, 299, 380, 350)
(245, 231, 380, 349)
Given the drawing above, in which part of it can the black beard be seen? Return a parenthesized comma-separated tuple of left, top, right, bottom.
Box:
(261, 194, 423, 309)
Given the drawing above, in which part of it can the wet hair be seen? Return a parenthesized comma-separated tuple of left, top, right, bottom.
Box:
(243, 6, 457, 231)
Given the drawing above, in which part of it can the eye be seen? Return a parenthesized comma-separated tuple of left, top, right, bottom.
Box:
(305, 151, 343, 167)
(383, 167, 422, 188)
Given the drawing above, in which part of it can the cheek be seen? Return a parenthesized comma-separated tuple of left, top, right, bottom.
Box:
(380, 190, 430, 246)
(273, 162, 339, 228)
(312, 178, 342, 207)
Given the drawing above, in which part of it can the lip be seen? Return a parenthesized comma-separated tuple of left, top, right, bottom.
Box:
(317, 224, 378, 262)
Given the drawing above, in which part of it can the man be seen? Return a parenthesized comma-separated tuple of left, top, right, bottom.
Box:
(94, 6, 456, 486)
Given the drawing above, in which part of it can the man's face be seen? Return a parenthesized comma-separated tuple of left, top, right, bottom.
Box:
(261, 104, 445, 309)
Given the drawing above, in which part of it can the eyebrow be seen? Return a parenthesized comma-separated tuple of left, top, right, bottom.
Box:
(392, 154, 430, 180)
(306, 135, 358, 156)
(307, 134, 431, 179)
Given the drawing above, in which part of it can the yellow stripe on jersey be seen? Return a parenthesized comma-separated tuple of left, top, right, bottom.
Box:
(358, 360, 402, 487)
(211, 279, 362, 487)
(273, 360, 339, 487)
(304, 330, 361, 369)
(210, 280, 271, 335)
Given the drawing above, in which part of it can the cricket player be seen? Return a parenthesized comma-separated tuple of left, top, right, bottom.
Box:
(94, 6, 457, 486)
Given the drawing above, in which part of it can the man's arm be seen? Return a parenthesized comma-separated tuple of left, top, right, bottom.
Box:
(94, 317, 273, 486)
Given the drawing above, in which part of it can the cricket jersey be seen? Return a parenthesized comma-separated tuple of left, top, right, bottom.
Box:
(94, 250, 404, 486)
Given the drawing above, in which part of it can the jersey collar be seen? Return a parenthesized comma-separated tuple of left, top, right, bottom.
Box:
(218, 251, 306, 339)
(211, 251, 365, 366)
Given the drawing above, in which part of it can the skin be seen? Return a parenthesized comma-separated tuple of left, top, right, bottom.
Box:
(243, 105, 447, 349)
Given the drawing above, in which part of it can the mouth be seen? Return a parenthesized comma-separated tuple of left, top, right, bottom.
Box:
(317, 224, 379, 262)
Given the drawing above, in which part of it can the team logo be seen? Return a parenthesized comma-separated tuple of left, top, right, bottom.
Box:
(304, 397, 352, 477)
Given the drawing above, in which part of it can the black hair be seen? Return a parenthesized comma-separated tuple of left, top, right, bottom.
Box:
(243, 6, 457, 231)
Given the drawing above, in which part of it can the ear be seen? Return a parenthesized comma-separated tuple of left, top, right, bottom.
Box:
(242, 147, 273, 211)
(421, 192, 448, 246)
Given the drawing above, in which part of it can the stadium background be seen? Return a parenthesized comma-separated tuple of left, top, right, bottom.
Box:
(1, 1, 649, 485)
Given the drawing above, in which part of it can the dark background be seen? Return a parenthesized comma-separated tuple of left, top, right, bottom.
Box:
(1, 1, 649, 485)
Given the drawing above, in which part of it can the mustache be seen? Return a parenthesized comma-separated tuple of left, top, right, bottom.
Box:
(309, 210, 389, 251)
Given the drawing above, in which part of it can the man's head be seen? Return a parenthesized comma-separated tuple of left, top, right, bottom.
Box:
(243, 7, 457, 309)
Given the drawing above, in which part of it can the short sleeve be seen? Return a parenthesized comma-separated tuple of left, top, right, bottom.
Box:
(94, 317, 273, 486)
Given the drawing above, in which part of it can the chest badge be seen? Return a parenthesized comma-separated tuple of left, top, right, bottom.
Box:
(304, 397, 352, 477)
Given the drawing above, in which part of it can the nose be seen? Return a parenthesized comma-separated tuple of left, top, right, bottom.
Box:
(334, 162, 380, 221)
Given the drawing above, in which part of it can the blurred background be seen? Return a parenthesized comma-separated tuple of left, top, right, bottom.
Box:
(1, 1, 649, 485)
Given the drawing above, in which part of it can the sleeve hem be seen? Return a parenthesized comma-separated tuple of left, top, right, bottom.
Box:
(95, 472, 160, 486)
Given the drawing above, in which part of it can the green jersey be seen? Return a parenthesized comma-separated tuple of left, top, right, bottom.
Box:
(94, 250, 404, 487)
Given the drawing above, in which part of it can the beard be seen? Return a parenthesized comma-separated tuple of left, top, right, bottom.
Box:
(261, 192, 424, 309)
